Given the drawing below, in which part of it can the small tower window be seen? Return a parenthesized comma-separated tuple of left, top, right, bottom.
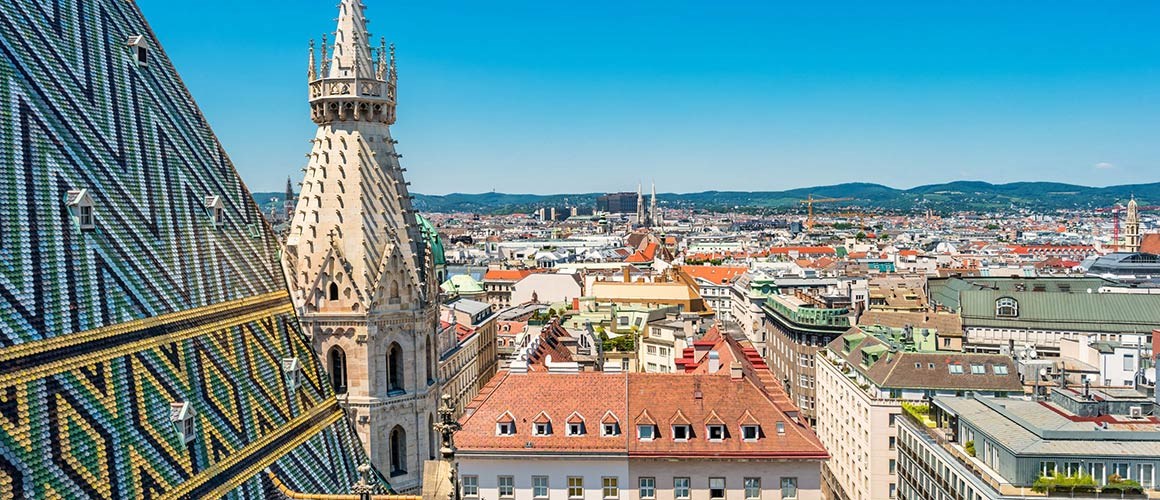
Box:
(328, 282, 340, 301)
(282, 357, 302, 391)
(127, 35, 149, 66)
(170, 402, 195, 444)
(65, 189, 95, 230)
(204, 195, 224, 228)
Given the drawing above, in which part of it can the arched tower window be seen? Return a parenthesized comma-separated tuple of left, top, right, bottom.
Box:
(388, 343, 404, 393)
(327, 346, 347, 394)
(390, 280, 400, 302)
(426, 340, 435, 385)
(996, 297, 1019, 318)
(329, 282, 340, 301)
(390, 425, 407, 476)
(428, 414, 436, 460)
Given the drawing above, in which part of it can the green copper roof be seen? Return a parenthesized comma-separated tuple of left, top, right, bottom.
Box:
(417, 214, 446, 266)
(960, 290, 1160, 334)
(441, 274, 484, 294)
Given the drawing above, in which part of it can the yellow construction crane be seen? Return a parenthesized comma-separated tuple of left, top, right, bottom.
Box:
(799, 195, 854, 231)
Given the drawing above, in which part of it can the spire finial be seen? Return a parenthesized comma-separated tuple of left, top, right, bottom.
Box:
(307, 39, 317, 81)
(320, 33, 330, 75)
(377, 36, 388, 80)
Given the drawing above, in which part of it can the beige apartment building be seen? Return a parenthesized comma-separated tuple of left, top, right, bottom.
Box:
(815, 325, 1022, 500)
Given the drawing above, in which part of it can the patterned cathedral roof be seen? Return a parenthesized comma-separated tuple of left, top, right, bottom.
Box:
(0, 0, 385, 497)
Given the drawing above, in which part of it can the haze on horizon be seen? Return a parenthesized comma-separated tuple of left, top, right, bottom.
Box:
(138, 0, 1160, 195)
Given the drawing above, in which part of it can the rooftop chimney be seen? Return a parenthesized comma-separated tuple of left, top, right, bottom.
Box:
(708, 351, 721, 374)
(623, 266, 631, 283)
(729, 361, 743, 380)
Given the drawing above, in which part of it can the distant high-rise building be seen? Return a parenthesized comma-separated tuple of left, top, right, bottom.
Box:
(284, 0, 442, 490)
(636, 183, 646, 223)
(597, 192, 639, 214)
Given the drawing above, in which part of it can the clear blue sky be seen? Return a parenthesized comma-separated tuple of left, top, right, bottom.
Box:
(138, 0, 1160, 195)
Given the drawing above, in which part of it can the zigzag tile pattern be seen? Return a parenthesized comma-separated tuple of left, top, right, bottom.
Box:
(0, 0, 383, 497)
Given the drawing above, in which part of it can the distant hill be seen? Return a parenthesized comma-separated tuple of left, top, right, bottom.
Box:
(253, 181, 1160, 215)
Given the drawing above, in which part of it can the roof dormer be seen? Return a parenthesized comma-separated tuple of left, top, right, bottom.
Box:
(126, 35, 149, 67)
(566, 411, 586, 436)
(65, 189, 95, 230)
(600, 410, 621, 437)
(495, 411, 516, 436)
(204, 195, 224, 227)
(532, 411, 553, 436)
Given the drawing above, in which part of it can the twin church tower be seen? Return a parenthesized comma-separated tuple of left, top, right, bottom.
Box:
(283, 0, 440, 490)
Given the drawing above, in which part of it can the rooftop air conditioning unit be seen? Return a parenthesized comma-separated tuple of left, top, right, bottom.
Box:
(1129, 406, 1143, 418)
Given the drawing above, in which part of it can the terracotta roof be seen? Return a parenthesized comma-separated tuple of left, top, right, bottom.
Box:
(457, 372, 627, 453)
(678, 265, 747, 285)
(483, 269, 536, 282)
(626, 374, 828, 458)
(457, 372, 828, 459)
(626, 241, 659, 263)
(858, 310, 964, 338)
(1141, 234, 1160, 254)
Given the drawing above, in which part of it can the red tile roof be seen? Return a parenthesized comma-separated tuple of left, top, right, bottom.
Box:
(1142, 234, 1160, 254)
(626, 241, 659, 263)
(457, 371, 828, 459)
(483, 269, 536, 282)
(626, 374, 827, 459)
(457, 372, 627, 453)
(678, 265, 747, 285)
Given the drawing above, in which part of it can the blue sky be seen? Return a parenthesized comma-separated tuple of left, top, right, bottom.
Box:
(138, 1, 1160, 195)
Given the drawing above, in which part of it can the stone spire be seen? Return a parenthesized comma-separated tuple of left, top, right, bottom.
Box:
(307, 39, 317, 81)
(328, 0, 375, 79)
(285, 1, 441, 491)
(1125, 196, 1141, 252)
(649, 182, 657, 226)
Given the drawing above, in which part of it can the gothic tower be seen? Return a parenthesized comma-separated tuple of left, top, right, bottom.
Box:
(1125, 196, 1141, 252)
(649, 181, 658, 226)
(284, 0, 441, 491)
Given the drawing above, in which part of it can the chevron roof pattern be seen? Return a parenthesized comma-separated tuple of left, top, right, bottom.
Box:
(0, 0, 385, 497)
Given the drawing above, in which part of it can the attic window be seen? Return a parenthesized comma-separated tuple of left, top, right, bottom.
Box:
(672, 425, 691, 441)
(170, 402, 195, 444)
(126, 35, 148, 66)
(995, 297, 1019, 318)
(993, 364, 1009, 375)
(204, 196, 224, 227)
(970, 364, 986, 375)
(534, 422, 552, 436)
(603, 422, 620, 437)
(775, 421, 786, 435)
(948, 363, 964, 375)
(637, 425, 655, 441)
(282, 357, 302, 391)
(568, 422, 585, 436)
(66, 189, 95, 230)
(707, 425, 725, 441)
(496, 421, 515, 436)
(742, 425, 760, 441)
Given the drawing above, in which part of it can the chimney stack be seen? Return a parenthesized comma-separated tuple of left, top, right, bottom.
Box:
(623, 266, 631, 283)
(730, 361, 743, 380)
(708, 351, 721, 374)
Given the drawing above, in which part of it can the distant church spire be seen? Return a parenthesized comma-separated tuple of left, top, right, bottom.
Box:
(1125, 195, 1141, 252)
(649, 181, 657, 226)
